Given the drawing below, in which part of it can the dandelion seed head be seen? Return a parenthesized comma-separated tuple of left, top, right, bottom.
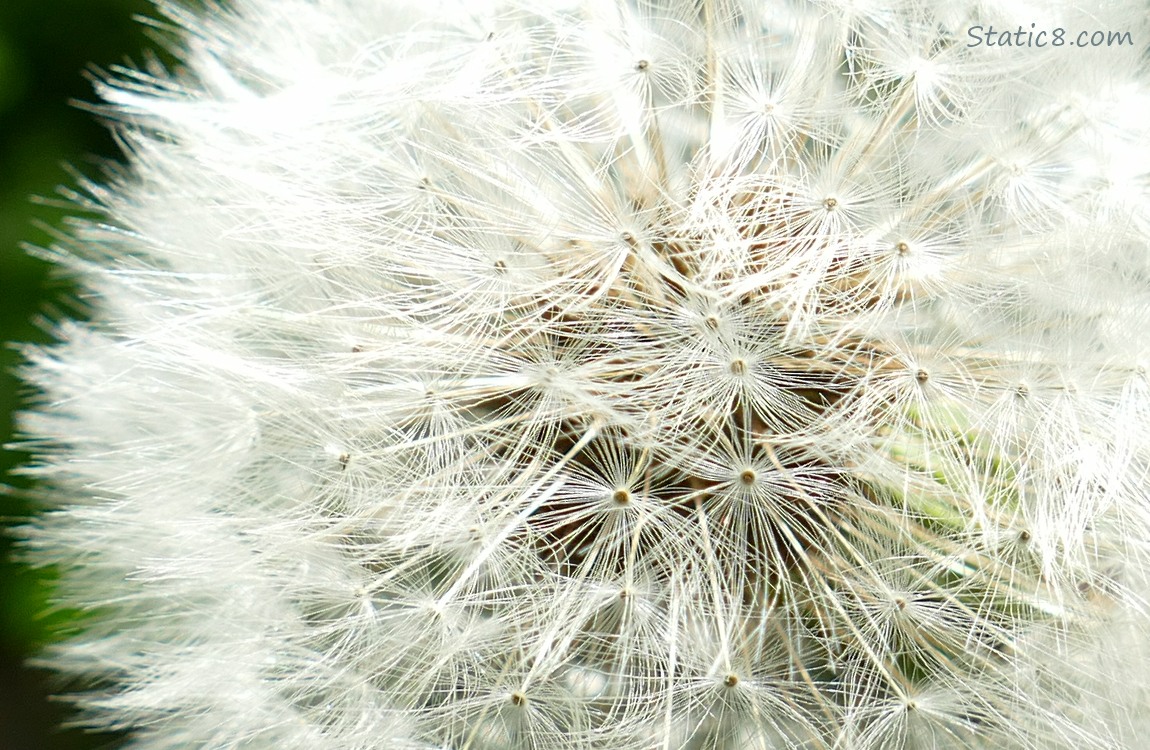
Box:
(12, 0, 1150, 748)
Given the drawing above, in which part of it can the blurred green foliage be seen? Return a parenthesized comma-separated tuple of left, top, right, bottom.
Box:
(1, 1, 164, 747)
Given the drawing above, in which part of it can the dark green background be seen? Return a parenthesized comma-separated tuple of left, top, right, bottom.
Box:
(1, 1, 169, 747)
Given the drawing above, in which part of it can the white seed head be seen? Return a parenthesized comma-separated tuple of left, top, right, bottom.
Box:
(13, 1, 1150, 749)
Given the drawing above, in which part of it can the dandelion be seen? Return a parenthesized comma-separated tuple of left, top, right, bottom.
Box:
(11, 0, 1150, 748)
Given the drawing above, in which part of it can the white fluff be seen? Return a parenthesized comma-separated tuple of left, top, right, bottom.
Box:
(14, 0, 1150, 748)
